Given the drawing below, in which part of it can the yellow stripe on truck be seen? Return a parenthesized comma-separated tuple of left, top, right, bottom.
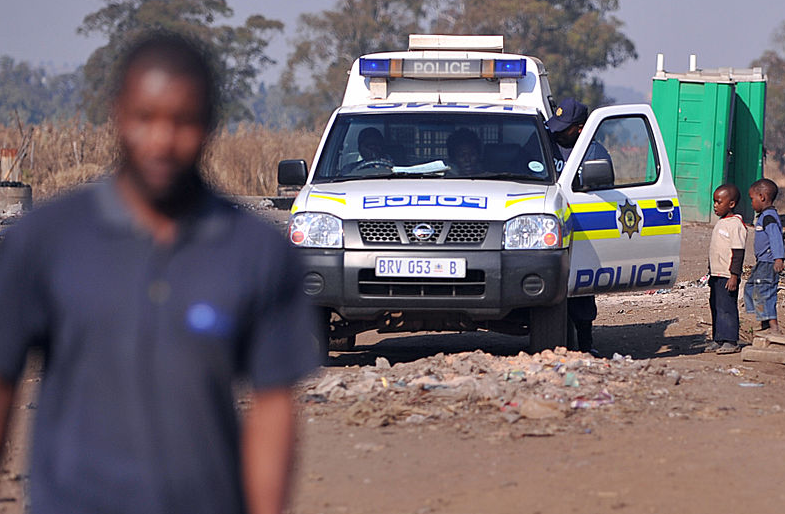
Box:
(505, 195, 545, 208)
(641, 225, 682, 236)
(572, 229, 620, 241)
(310, 194, 347, 205)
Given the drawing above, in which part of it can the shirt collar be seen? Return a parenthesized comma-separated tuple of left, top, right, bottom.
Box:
(93, 174, 233, 244)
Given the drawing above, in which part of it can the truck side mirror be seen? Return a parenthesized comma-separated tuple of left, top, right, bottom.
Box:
(278, 159, 308, 186)
(575, 159, 614, 191)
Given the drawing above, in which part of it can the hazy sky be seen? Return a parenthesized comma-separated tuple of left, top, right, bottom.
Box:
(0, 0, 782, 96)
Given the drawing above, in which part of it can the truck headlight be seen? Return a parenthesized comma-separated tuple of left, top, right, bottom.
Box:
(504, 215, 562, 249)
(289, 213, 343, 248)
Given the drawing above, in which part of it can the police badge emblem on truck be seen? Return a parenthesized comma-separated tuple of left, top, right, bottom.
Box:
(618, 200, 642, 239)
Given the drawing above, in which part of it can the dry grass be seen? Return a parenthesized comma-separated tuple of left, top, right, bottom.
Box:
(0, 119, 116, 198)
(202, 123, 320, 196)
(0, 121, 320, 199)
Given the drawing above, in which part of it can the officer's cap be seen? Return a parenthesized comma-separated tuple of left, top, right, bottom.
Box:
(547, 98, 589, 133)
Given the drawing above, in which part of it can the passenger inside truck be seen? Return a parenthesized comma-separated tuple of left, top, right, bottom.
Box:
(446, 128, 482, 176)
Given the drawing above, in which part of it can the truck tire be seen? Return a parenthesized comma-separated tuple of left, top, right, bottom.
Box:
(528, 300, 568, 354)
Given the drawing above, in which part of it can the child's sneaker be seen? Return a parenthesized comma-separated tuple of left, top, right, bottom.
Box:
(716, 342, 741, 354)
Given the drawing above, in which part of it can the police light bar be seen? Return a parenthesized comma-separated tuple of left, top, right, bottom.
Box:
(359, 58, 526, 79)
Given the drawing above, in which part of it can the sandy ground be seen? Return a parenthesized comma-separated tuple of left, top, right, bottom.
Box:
(3, 221, 785, 514)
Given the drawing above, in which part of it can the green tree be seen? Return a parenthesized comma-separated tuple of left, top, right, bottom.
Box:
(282, 0, 427, 127)
(0, 57, 83, 125)
(78, 0, 283, 123)
(251, 83, 305, 130)
(752, 21, 785, 165)
(429, 0, 636, 108)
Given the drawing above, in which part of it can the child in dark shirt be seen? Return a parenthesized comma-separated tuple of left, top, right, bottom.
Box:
(744, 178, 785, 334)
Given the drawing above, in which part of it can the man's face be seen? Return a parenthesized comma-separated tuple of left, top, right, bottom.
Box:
(453, 143, 480, 173)
(553, 123, 582, 148)
(359, 134, 384, 160)
(115, 66, 209, 204)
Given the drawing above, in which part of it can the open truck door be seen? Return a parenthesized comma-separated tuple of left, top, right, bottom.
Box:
(559, 104, 682, 297)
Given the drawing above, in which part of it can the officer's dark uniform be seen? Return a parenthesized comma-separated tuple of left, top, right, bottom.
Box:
(546, 98, 606, 353)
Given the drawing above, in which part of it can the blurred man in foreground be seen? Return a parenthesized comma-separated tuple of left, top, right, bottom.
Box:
(0, 33, 318, 514)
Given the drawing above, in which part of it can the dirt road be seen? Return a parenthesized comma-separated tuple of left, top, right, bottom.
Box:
(3, 221, 785, 514)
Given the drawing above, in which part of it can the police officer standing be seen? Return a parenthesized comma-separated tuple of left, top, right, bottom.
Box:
(546, 98, 609, 355)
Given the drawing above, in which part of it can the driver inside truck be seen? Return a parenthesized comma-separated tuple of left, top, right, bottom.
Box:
(341, 127, 393, 173)
(446, 128, 482, 176)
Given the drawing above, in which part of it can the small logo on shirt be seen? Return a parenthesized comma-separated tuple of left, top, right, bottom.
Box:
(186, 302, 232, 337)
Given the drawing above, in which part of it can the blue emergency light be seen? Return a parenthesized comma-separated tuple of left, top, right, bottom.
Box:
(359, 58, 391, 77)
(494, 59, 526, 78)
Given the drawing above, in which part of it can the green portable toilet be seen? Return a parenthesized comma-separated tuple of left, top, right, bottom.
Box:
(728, 74, 767, 221)
(651, 57, 766, 222)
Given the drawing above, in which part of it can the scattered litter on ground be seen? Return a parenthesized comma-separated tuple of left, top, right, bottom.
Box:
(297, 347, 752, 429)
(570, 389, 615, 409)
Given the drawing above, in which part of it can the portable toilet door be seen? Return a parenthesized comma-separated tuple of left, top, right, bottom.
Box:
(727, 71, 767, 222)
(652, 71, 735, 223)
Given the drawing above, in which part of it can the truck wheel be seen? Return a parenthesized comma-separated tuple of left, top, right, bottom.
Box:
(328, 334, 356, 351)
(528, 300, 567, 354)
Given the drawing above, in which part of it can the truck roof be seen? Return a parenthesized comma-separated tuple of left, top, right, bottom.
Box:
(341, 35, 554, 115)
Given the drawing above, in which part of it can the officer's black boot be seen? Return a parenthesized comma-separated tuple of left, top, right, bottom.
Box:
(575, 321, 593, 353)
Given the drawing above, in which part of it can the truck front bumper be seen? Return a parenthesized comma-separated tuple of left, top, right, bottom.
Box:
(298, 248, 569, 321)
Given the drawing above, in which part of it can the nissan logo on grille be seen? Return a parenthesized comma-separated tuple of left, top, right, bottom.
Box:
(412, 223, 435, 240)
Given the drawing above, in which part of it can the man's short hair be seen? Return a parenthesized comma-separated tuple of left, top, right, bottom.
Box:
(717, 183, 741, 204)
(446, 128, 481, 158)
(115, 31, 220, 128)
(750, 178, 779, 201)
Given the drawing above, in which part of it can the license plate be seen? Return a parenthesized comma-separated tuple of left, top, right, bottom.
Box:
(375, 257, 466, 278)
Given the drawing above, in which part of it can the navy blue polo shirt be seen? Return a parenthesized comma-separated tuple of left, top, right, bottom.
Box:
(0, 178, 319, 514)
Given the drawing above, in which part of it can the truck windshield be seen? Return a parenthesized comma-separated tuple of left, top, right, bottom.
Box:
(312, 112, 552, 183)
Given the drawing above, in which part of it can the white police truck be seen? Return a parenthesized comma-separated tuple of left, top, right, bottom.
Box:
(278, 35, 681, 353)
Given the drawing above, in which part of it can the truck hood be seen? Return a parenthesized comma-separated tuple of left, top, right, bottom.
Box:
(293, 179, 553, 221)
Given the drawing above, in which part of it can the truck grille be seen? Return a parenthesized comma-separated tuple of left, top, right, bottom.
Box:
(444, 222, 489, 243)
(358, 221, 489, 245)
(357, 269, 485, 297)
(358, 220, 399, 242)
(402, 221, 444, 243)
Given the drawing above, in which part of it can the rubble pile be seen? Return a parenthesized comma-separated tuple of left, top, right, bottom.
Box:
(299, 349, 692, 428)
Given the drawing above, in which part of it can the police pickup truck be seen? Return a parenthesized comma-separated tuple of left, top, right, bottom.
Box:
(278, 34, 681, 353)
